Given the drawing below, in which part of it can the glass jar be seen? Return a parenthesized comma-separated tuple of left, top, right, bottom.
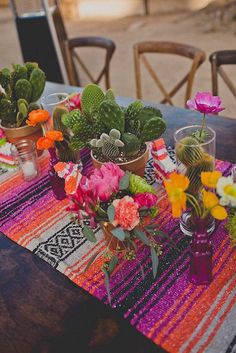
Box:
(11, 140, 40, 181)
(174, 125, 216, 236)
(40, 92, 69, 130)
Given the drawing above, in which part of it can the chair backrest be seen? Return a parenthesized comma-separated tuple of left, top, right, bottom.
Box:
(133, 41, 206, 107)
(51, 1, 116, 89)
(209, 50, 236, 98)
(64, 36, 116, 89)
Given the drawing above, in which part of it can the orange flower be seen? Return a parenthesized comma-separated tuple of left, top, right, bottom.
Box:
(26, 109, 50, 126)
(45, 130, 64, 141)
(36, 136, 54, 150)
(164, 172, 190, 218)
(201, 171, 222, 189)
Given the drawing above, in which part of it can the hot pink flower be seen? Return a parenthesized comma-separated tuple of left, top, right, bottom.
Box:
(0, 128, 5, 139)
(67, 93, 81, 111)
(89, 163, 125, 202)
(187, 92, 224, 115)
(133, 192, 158, 208)
(112, 196, 140, 230)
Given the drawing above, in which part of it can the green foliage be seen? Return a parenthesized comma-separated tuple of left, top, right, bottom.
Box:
(129, 174, 156, 194)
(122, 132, 141, 156)
(226, 210, 236, 246)
(105, 88, 115, 101)
(83, 225, 97, 242)
(0, 62, 46, 127)
(81, 83, 105, 116)
(140, 117, 166, 143)
(111, 227, 126, 241)
(62, 109, 82, 129)
(98, 100, 125, 133)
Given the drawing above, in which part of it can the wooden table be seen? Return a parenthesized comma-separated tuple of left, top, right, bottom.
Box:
(0, 82, 235, 353)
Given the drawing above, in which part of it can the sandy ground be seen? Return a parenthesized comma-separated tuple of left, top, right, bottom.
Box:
(0, 5, 236, 117)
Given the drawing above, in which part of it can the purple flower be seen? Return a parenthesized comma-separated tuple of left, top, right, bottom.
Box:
(187, 92, 224, 115)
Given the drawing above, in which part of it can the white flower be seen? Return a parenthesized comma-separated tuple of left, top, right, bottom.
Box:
(0, 84, 6, 95)
(217, 176, 236, 207)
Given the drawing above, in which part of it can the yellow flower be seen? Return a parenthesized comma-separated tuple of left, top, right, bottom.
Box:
(201, 171, 222, 188)
(164, 172, 189, 218)
(202, 189, 227, 220)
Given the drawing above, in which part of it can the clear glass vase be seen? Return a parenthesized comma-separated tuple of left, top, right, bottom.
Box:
(174, 125, 216, 236)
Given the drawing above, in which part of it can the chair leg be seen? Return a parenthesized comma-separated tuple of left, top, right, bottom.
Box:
(134, 46, 142, 99)
(143, 0, 149, 15)
(211, 56, 218, 96)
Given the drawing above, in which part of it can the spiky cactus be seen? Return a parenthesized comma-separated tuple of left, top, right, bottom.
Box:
(176, 136, 204, 167)
(98, 100, 125, 133)
(122, 133, 141, 156)
(0, 62, 46, 127)
(81, 83, 105, 117)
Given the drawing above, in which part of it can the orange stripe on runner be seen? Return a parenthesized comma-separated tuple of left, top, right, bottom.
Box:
(183, 274, 236, 353)
(162, 250, 236, 353)
(149, 236, 229, 340)
(196, 292, 236, 353)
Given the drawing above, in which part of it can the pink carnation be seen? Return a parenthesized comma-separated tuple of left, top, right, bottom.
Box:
(0, 128, 5, 139)
(112, 196, 140, 230)
(89, 162, 125, 202)
(133, 192, 158, 208)
(187, 92, 224, 115)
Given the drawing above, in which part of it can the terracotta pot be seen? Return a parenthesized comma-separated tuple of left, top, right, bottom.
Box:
(91, 145, 149, 177)
(0, 123, 43, 156)
(100, 222, 126, 251)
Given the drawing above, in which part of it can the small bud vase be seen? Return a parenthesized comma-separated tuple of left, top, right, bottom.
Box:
(189, 219, 213, 285)
(48, 147, 66, 200)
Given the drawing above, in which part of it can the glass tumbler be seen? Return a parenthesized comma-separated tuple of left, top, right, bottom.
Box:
(11, 140, 40, 181)
(40, 92, 69, 130)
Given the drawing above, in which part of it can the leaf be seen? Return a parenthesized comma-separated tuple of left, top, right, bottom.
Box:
(108, 255, 118, 275)
(127, 239, 137, 251)
(84, 252, 100, 272)
(112, 227, 125, 241)
(125, 231, 131, 239)
(138, 262, 145, 280)
(102, 268, 111, 305)
(107, 204, 115, 223)
(153, 230, 180, 252)
(119, 172, 131, 190)
(133, 228, 150, 246)
(144, 223, 159, 232)
(139, 206, 149, 217)
(151, 247, 159, 279)
(82, 225, 97, 243)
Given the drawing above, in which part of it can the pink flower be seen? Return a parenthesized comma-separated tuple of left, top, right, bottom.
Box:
(133, 192, 158, 208)
(112, 196, 140, 230)
(67, 93, 81, 111)
(89, 163, 125, 202)
(187, 92, 224, 115)
(0, 128, 5, 139)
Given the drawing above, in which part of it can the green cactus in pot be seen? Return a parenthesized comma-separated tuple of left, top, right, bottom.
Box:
(0, 62, 46, 128)
(61, 83, 167, 165)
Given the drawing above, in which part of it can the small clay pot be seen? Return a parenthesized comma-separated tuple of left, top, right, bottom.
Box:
(0, 123, 43, 156)
(91, 145, 149, 177)
(100, 222, 126, 251)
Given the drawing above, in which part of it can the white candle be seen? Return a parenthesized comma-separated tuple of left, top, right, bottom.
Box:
(21, 160, 38, 179)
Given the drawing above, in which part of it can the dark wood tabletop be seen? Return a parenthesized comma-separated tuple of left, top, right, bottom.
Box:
(0, 82, 235, 353)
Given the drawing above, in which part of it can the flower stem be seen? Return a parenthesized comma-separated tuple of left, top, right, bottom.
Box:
(186, 193, 201, 218)
(200, 113, 206, 139)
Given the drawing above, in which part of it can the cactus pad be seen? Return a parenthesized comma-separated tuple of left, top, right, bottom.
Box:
(29, 68, 46, 102)
(122, 132, 141, 156)
(99, 100, 125, 133)
(62, 109, 82, 129)
(81, 83, 105, 116)
(136, 106, 163, 129)
(140, 117, 166, 143)
(14, 79, 32, 102)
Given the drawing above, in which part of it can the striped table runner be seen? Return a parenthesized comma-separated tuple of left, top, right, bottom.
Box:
(0, 151, 236, 353)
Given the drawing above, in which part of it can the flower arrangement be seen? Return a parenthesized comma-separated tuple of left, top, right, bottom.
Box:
(186, 91, 224, 142)
(0, 62, 46, 127)
(55, 161, 171, 301)
(60, 84, 166, 164)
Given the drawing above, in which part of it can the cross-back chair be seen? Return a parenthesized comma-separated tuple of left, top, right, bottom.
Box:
(52, 1, 116, 88)
(133, 41, 206, 107)
(209, 50, 236, 98)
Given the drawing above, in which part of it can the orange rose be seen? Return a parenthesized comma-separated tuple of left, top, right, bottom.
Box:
(37, 136, 54, 150)
(45, 130, 64, 141)
(26, 109, 50, 126)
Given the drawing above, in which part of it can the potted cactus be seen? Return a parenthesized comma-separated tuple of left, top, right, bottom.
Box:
(62, 84, 166, 176)
(0, 62, 46, 151)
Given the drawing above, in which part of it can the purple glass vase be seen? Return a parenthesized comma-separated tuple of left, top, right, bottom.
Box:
(48, 147, 66, 200)
(189, 219, 213, 285)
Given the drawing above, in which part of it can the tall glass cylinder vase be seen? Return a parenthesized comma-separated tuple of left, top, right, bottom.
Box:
(41, 92, 69, 131)
(174, 125, 216, 236)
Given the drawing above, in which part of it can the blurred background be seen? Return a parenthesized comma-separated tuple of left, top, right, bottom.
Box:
(0, 0, 235, 117)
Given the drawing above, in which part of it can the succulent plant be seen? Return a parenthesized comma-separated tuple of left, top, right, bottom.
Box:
(62, 83, 167, 163)
(0, 62, 46, 127)
(90, 129, 124, 160)
(176, 136, 204, 167)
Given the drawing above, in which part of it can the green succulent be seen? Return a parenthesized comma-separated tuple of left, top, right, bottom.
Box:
(0, 62, 46, 127)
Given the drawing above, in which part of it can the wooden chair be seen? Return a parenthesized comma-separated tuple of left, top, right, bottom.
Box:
(133, 41, 206, 107)
(52, 1, 116, 88)
(209, 50, 236, 98)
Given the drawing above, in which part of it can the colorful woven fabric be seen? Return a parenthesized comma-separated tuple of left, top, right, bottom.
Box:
(0, 151, 236, 353)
